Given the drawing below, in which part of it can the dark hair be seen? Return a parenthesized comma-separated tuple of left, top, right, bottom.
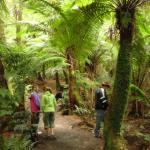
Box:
(43, 86, 52, 93)
(101, 82, 110, 88)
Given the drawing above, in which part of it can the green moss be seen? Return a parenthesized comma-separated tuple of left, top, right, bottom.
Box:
(104, 5, 135, 149)
(0, 135, 4, 150)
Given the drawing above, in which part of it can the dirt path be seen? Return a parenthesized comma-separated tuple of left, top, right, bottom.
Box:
(34, 112, 103, 150)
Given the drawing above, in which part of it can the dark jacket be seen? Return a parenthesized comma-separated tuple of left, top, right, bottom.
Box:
(95, 88, 108, 110)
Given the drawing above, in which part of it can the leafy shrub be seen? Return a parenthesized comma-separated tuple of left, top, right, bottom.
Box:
(0, 88, 18, 117)
(74, 105, 91, 116)
(4, 136, 31, 150)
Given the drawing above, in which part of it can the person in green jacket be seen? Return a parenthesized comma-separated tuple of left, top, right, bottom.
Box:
(41, 87, 57, 139)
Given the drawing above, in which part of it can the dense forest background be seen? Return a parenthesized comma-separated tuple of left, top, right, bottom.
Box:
(0, 0, 150, 150)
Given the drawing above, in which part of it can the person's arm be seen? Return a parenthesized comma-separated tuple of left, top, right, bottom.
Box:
(41, 95, 45, 112)
(95, 89, 98, 101)
(29, 93, 33, 100)
(93, 89, 97, 108)
(104, 89, 109, 109)
(53, 95, 57, 110)
(35, 94, 40, 108)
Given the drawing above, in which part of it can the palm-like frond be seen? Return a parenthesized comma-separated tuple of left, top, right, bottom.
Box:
(15, 20, 51, 34)
(130, 84, 150, 104)
(50, 8, 102, 64)
(24, 0, 66, 20)
(0, 0, 8, 13)
(81, 1, 110, 22)
(110, 0, 149, 9)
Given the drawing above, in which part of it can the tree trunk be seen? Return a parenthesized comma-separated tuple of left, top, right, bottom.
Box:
(104, 7, 135, 150)
(55, 70, 61, 92)
(66, 46, 77, 111)
(14, 1, 22, 44)
(42, 64, 46, 79)
(63, 70, 68, 84)
(0, 59, 7, 88)
(0, 17, 7, 150)
(0, 59, 7, 150)
(0, 118, 5, 150)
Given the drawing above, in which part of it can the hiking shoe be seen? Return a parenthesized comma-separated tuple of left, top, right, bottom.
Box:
(37, 131, 42, 135)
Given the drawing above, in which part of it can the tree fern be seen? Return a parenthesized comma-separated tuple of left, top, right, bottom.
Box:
(130, 84, 150, 105)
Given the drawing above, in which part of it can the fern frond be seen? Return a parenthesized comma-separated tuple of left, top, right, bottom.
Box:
(24, 0, 67, 20)
(130, 84, 150, 104)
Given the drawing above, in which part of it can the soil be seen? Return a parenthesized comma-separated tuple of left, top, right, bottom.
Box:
(125, 117, 150, 150)
(32, 80, 150, 150)
(34, 112, 103, 150)
(34, 112, 150, 150)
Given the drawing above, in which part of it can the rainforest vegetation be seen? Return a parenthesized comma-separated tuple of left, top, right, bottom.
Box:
(0, 0, 150, 150)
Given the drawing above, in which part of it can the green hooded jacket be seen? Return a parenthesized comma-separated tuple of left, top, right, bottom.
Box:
(41, 91, 57, 112)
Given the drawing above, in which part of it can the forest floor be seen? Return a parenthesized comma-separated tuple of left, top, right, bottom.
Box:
(34, 111, 150, 150)
(32, 80, 150, 150)
(34, 112, 103, 150)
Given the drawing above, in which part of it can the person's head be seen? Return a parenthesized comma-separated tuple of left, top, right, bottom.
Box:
(43, 86, 52, 93)
(101, 82, 110, 88)
(33, 85, 39, 92)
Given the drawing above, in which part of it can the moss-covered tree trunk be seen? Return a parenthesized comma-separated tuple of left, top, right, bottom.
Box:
(14, 1, 22, 44)
(14, 1, 25, 111)
(66, 46, 77, 111)
(0, 59, 7, 150)
(63, 70, 68, 84)
(42, 64, 46, 79)
(104, 6, 135, 150)
(0, 59, 7, 87)
(55, 70, 61, 92)
(0, 16, 7, 150)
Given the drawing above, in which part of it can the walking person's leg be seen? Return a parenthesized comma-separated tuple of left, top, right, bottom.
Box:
(94, 109, 105, 138)
(48, 112, 56, 140)
(43, 112, 50, 136)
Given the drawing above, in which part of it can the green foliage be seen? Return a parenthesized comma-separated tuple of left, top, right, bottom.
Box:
(134, 131, 150, 143)
(10, 111, 31, 135)
(50, 9, 98, 63)
(74, 105, 92, 116)
(130, 84, 150, 105)
(75, 70, 97, 89)
(60, 89, 70, 115)
(24, 0, 65, 21)
(0, 0, 8, 14)
(0, 88, 18, 117)
(81, 0, 110, 22)
(4, 136, 31, 150)
(1, 45, 39, 101)
(3, 45, 37, 77)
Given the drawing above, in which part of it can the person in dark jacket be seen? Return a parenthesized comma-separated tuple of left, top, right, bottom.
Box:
(94, 83, 109, 138)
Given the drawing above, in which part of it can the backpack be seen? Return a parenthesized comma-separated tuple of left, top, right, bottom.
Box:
(95, 88, 108, 110)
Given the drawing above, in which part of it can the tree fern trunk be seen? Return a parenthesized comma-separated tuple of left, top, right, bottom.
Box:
(0, 59, 7, 88)
(0, 17, 7, 150)
(104, 7, 135, 150)
(42, 64, 46, 79)
(0, 59, 7, 150)
(55, 70, 61, 92)
(66, 46, 77, 111)
(14, 1, 22, 44)
(63, 70, 68, 84)
(0, 119, 4, 150)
